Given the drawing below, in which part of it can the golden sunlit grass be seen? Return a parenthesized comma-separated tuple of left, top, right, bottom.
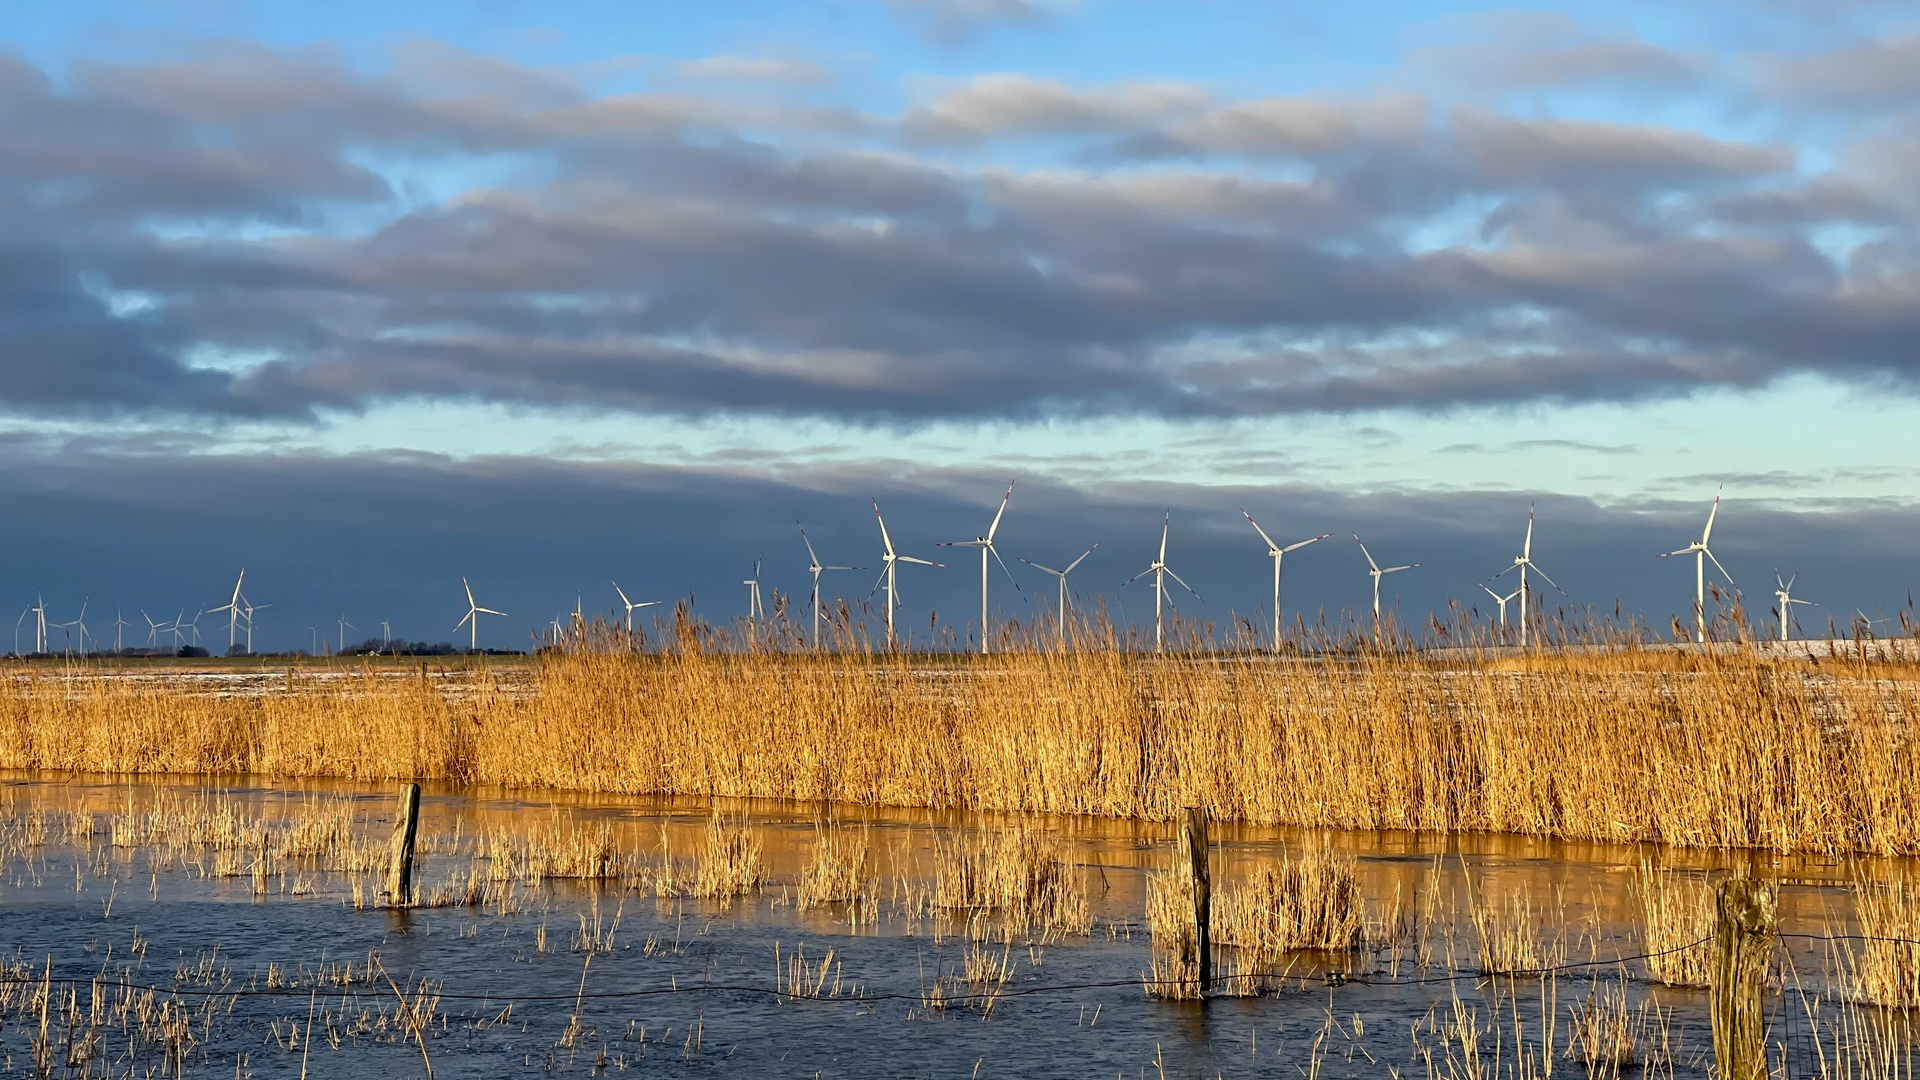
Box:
(1213, 845, 1365, 958)
(9, 615, 1920, 854)
(1850, 875, 1920, 1008)
(1635, 862, 1714, 988)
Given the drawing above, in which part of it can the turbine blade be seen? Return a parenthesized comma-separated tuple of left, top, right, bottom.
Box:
(1158, 509, 1170, 562)
(1282, 533, 1333, 553)
(1020, 559, 1063, 576)
(1523, 503, 1534, 559)
(1063, 542, 1099, 574)
(455, 611, 473, 630)
(986, 480, 1014, 543)
(1353, 535, 1380, 571)
(990, 546, 1027, 598)
(897, 556, 944, 567)
(1702, 484, 1723, 544)
(1704, 547, 1736, 588)
(613, 582, 632, 606)
(1240, 508, 1279, 553)
(1529, 565, 1566, 594)
(1163, 567, 1202, 600)
(872, 500, 895, 558)
(798, 522, 820, 566)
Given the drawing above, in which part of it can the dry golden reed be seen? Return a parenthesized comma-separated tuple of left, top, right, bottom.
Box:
(9, 639, 1920, 854)
(1635, 862, 1714, 987)
(1852, 875, 1920, 1008)
(1213, 845, 1365, 958)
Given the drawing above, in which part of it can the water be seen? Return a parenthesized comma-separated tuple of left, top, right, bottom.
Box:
(0, 773, 1895, 1078)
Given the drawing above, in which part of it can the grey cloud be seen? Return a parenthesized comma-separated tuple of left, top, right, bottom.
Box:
(2, 41, 1919, 426)
(884, 0, 1063, 45)
(1407, 14, 1707, 93)
(672, 56, 835, 85)
(1760, 33, 1920, 105)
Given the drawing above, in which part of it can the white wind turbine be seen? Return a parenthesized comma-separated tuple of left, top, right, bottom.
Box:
(12, 608, 25, 656)
(1240, 508, 1331, 653)
(797, 525, 858, 650)
(869, 499, 943, 650)
(1020, 543, 1099, 643)
(141, 610, 164, 651)
(1488, 504, 1563, 647)
(31, 596, 48, 655)
(1480, 584, 1519, 636)
(56, 598, 91, 656)
(1658, 486, 1734, 644)
(1773, 570, 1814, 642)
(1353, 536, 1418, 646)
(938, 481, 1024, 655)
(455, 578, 507, 653)
(1123, 510, 1201, 654)
(111, 608, 134, 654)
(336, 615, 357, 654)
(209, 570, 246, 653)
(742, 560, 765, 622)
(242, 600, 270, 654)
(612, 582, 661, 635)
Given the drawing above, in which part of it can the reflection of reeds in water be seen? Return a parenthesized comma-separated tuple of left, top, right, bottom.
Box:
(1852, 875, 1920, 1008)
(1635, 862, 1713, 987)
(14, 627, 1920, 855)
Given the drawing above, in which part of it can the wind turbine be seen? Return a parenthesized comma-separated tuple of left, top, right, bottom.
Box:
(380, 620, 392, 652)
(1480, 584, 1519, 637)
(111, 608, 134, 654)
(56, 598, 91, 656)
(1659, 486, 1734, 644)
(31, 596, 48, 655)
(1240, 509, 1331, 653)
(179, 608, 204, 649)
(1123, 510, 1201, 654)
(869, 500, 943, 650)
(743, 560, 765, 621)
(612, 582, 661, 635)
(1021, 543, 1099, 643)
(938, 481, 1024, 655)
(797, 526, 858, 650)
(1353, 536, 1418, 646)
(141, 611, 164, 650)
(337, 616, 357, 654)
(242, 601, 270, 654)
(12, 608, 25, 656)
(1489, 504, 1563, 648)
(209, 570, 246, 653)
(1773, 571, 1814, 643)
(455, 578, 507, 653)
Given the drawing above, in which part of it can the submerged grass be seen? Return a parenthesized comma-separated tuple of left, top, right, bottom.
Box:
(10, 616, 1920, 854)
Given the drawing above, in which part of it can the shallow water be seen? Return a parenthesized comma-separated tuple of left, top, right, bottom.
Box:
(0, 772, 1900, 1078)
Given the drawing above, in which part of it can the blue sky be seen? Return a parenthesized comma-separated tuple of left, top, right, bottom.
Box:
(4, 0, 1919, 651)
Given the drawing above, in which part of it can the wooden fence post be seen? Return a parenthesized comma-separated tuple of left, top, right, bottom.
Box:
(1179, 807, 1211, 998)
(387, 783, 421, 907)
(1710, 877, 1777, 1080)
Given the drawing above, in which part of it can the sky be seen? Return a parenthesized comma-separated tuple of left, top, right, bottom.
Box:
(5, 0, 1920, 652)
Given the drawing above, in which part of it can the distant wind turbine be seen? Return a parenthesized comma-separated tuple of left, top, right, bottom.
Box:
(337, 616, 357, 654)
(939, 481, 1024, 655)
(1480, 584, 1519, 634)
(743, 560, 765, 622)
(56, 598, 91, 656)
(111, 608, 134, 654)
(1773, 571, 1814, 642)
(869, 500, 943, 650)
(209, 570, 246, 653)
(612, 582, 661, 635)
(1123, 510, 1200, 654)
(1021, 543, 1099, 644)
(1353, 536, 1418, 646)
(1240, 508, 1331, 653)
(31, 596, 47, 655)
(1659, 486, 1734, 643)
(242, 601, 270, 654)
(141, 610, 164, 650)
(797, 525, 858, 650)
(455, 578, 507, 653)
(1488, 504, 1563, 648)
(12, 608, 27, 656)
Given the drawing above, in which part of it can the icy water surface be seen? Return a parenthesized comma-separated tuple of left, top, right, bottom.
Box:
(0, 773, 1896, 1078)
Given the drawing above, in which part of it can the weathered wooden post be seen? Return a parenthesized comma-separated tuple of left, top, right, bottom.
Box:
(387, 783, 421, 907)
(1710, 877, 1777, 1080)
(1179, 807, 1211, 998)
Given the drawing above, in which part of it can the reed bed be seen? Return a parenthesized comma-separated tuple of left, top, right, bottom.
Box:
(9, 621, 1920, 855)
(1212, 845, 1365, 958)
(1852, 875, 1920, 1008)
(1636, 862, 1715, 987)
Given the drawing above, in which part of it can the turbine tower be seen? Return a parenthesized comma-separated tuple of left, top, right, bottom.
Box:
(111, 609, 134, 654)
(337, 616, 357, 654)
(1489, 505, 1562, 648)
(939, 481, 1023, 655)
(1773, 570, 1814, 643)
(455, 577, 507, 653)
(1353, 536, 1418, 647)
(797, 525, 858, 650)
(1658, 486, 1734, 644)
(242, 601, 271, 654)
(1240, 508, 1331, 653)
(1123, 510, 1200, 654)
(31, 596, 48, 655)
(1021, 543, 1098, 644)
(869, 500, 943, 650)
(612, 582, 662, 635)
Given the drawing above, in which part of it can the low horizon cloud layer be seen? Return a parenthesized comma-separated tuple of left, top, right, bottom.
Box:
(3, 0, 1917, 646)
